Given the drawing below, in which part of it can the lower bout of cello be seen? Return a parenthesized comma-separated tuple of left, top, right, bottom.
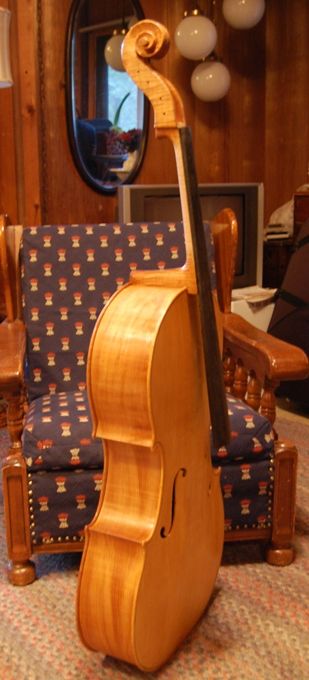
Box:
(77, 530, 146, 666)
(77, 467, 223, 672)
(78, 286, 225, 671)
(133, 466, 224, 671)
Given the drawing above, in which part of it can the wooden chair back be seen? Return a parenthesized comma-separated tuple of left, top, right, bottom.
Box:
(0, 215, 23, 322)
(211, 208, 238, 313)
(0, 209, 237, 324)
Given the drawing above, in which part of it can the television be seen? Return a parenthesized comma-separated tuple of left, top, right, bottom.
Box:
(118, 183, 264, 289)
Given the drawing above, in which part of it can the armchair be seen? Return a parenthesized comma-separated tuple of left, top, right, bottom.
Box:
(0, 211, 307, 585)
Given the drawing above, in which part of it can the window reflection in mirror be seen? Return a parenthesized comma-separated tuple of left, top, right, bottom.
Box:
(66, 0, 147, 194)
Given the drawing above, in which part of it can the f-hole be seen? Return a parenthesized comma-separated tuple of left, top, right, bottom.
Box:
(160, 468, 187, 538)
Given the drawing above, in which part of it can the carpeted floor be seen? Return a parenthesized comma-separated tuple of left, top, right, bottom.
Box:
(0, 414, 308, 680)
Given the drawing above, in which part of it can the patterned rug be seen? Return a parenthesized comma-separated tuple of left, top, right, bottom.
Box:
(0, 416, 308, 680)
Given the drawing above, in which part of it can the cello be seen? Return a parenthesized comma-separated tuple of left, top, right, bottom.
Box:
(77, 20, 229, 672)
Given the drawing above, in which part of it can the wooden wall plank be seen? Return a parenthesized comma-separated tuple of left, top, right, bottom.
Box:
(14, 0, 42, 225)
(38, 0, 117, 224)
(264, 0, 309, 222)
(0, 0, 18, 222)
(0, 0, 308, 231)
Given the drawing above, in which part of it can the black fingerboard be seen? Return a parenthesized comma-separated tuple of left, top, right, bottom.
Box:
(180, 126, 230, 449)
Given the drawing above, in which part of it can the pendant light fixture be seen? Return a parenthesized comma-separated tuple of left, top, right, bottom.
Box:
(191, 57, 231, 101)
(175, 1, 265, 102)
(174, 8, 217, 61)
(104, 1, 131, 73)
(222, 0, 265, 29)
(104, 28, 126, 72)
(175, 4, 231, 102)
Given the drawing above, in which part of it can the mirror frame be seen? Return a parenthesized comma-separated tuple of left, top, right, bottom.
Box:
(65, 0, 149, 195)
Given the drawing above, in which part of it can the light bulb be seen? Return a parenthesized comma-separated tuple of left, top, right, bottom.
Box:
(175, 13, 217, 61)
(104, 32, 125, 72)
(222, 0, 265, 29)
(191, 60, 231, 102)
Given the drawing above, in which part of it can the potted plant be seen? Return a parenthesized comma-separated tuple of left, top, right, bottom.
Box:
(105, 92, 131, 155)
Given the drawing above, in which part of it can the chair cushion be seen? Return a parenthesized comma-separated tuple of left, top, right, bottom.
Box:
(24, 391, 275, 541)
(211, 394, 274, 465)
(24, 390, 274, 474)
(23, 391, 102, 472)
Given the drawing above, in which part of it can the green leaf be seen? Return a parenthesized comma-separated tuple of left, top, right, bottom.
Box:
(113, 92, 130, 129)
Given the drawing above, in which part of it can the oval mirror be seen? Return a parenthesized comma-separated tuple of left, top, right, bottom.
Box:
(66, 0, 148, 194)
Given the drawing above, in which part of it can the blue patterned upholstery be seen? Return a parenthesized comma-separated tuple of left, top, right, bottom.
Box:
(21, 221, 206, 399)
(211, 394, 274, 466)
(23, 391, 102, 471)
(20, 222, 274, 546)
(221, 458, 273, 532)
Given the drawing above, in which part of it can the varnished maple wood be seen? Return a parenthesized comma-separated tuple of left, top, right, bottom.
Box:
(123, 28, 229, 448)
(122, 20, 198, 293)
(80, 286, 223, 669)
(77, 21, 225, 670)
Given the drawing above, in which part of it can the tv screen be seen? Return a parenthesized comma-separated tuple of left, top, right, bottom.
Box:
(117, 183, 264, 289)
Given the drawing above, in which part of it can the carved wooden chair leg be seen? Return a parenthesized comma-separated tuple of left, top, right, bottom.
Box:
(233, 359, 248, 401)
(261, 378, 277, 428)
(265, 441, 298, 566)
(223, 349, 236, 394)
(246, 370, 262, 412)
(2, 392, 36, 585)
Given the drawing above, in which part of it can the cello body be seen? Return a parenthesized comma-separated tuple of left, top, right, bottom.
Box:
(78, 280, 223, 670)
(77, 19, 226, 672)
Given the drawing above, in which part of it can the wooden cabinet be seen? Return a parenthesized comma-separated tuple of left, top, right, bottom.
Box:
(263, 239, 294, 289)
(294, 191, 309, 239)
(263, 191, 309, 288)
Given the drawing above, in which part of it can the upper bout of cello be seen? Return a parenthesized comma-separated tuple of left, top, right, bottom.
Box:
(87, 281, 188, 447)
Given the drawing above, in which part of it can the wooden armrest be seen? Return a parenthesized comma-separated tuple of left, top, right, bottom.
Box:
(0, 320, 26, 391)
(223, 312, 309, 383)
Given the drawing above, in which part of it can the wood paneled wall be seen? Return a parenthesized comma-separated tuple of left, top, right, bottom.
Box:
(1, 0, 308, 227)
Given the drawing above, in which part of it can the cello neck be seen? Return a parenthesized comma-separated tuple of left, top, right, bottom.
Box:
(122, 20, 229, 448)
(177, 125, 230, 447)
(121, 20, 197, 292)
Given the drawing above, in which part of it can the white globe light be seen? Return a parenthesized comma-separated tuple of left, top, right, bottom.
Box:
(104, 33, 125, 71)
(222, 0, 265, 29)
(174, 14, 217, 61)
(191, 60, 231, 102)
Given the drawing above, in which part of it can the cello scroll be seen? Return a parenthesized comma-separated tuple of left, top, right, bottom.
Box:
(122, 20, 185, 131)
